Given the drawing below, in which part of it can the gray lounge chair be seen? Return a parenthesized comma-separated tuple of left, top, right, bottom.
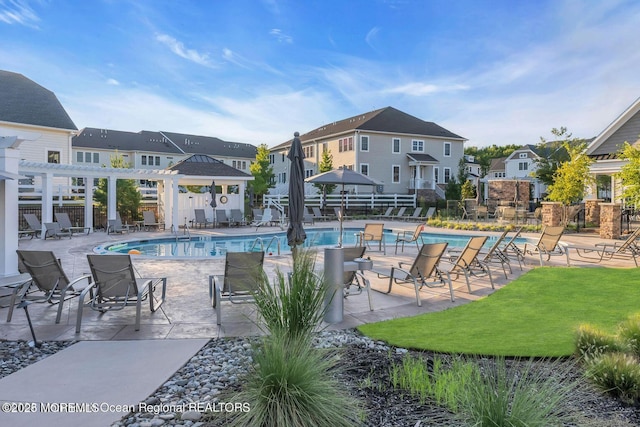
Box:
(216, 209, 233, 227)
(107, 213, 134, 234)
(312, 206, 330, 221)
(376, 242, 451, 306)
(230, 209, 246, 226)
(55, 212, 91, 235)
(521, 226, 568, 266)
(78, 254, 167, 332)
(11, 250, 92, 323)
(445, 236, 494, 292)
(571, 227, 640, 266)
(23, 213, 43, 238)
(375, 207, 393, 220)
(193, 209, 212, 228)
(403, 207, 422, 221)
(142, 210, 165, 231)
(44, 222, 72, 239)
(209, 251, 266, 325)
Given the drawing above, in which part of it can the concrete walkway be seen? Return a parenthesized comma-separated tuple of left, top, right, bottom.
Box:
(0, 220, 636, 426)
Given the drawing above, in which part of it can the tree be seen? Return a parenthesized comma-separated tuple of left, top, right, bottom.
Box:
(94, 151, 142, 220)
(532, 127, 586, 187)
(461, 180, 476, 200)
(545, 128, 593, 225)
(616, 142, 640, 207)
(465, 144, 521, 175)
(314, 149, 336, 195)
(249, 144, 275, 204)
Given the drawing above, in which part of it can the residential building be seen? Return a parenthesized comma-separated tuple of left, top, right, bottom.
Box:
(464, 154, 482, 179)
(269, 106, 465, 200)
(586, 96, 640, 203)
(487, 157, 507, 179)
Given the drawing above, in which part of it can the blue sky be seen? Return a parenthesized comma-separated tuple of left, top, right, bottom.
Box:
(1, 0, 639, 148)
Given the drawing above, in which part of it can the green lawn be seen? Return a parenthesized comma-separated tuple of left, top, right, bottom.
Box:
(358, 267, 640, 357)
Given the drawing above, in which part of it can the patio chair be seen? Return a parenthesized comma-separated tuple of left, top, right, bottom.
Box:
(10, 250, 92, 323)
(375, 207, 394, 220)
(424, 207, 436, 220)
(230, 209, 246, 226)
(142, 210, 165, 231)
(498, 227, 525, 270)
(358, 223, 386, 254)
(271, 208, 286, 227)
(251, 208, 263, 222)
(44, 222, 72, 239)
(312, 206, 330, 221)
(303, 206, 315, 225)
(395, 223, 425, 254)
(209, 251, 266, 325)
(343, 246, 373, 311)
(445, 235, 494, 292)
(78, 254, 167, 332)
(23, 213, 43, 238)
(375, 242, 451, 306)
(250, 208, 272, 229)
(476, 205, 488, 220)
(522, 226, 569, 266)
(479, 230, 511, 279)
(403, 207, 422, 221)
(570, 227, 640, 267)
(107, 213, 134, 234)
(193, 209, 212, 228)
(387, 207, 407, 221)
(216, 209, 232, 227)
(55, 212, 90, 235)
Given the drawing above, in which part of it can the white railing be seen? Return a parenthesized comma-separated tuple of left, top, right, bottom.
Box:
(409, 178, 434, 190)
(264, 193, 416, 209)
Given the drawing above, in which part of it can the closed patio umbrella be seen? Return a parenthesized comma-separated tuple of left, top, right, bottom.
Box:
(287, 132, 306, 255)
(305, 167, 381, 246)
(209, 180, 217, 208)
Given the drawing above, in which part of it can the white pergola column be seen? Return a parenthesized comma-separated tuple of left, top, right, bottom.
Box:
(84, 178, 94, 231)
(0, 138, 21, 276)
(41, 173, 53, 239)
(107, 176, 117, 220)
(238, 181, 246, 214)
(169, 177, 179, 230)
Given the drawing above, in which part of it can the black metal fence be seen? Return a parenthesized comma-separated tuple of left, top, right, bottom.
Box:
(18, 205, 159, 231)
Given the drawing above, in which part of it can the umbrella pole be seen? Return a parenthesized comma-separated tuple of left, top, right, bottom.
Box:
(339, 183, 345, 247)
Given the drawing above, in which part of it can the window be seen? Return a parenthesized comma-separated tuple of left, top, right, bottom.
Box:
(303, 146, 314, 158)
(444, 142, 451, 157)
(93, 153, 99, 163)
(141, 155, 147, 165)
(269, 154, 275, 164)
(47, 151, 60, 164)
(85, 152, 91, 162)
(77, 152, 83, 162)
(392, 138, 401, 153)
(392, 165, 400, 183)
(519, 153, 527, 158)
(412, 140, 424, 152)
(323, 142, 328, 153)
(241, 161, 246, 169)
(155, 156, 160, 166)
(282, 153, 285, 162)
(360, 163, 369, 176)
(360, 135, 369, 152)
(519, 162, 528, 171)
(305, 169, 314, 178)
(434, 167, 439, 184)
(339, 137, 354, 152)
(444, 167, 451, 183)
(232, 160, 237, 168)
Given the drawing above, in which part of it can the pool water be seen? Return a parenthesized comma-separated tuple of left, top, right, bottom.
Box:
(96, 228, 521, 258)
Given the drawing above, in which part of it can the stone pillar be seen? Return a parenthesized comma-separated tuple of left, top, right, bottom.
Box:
(585, 199, 602, 225)
(541, 202, 563, 227)
(599, 203, 622, 239)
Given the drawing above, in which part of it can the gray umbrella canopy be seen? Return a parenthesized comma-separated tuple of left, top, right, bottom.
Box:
(305, 167, 381, 246)
(287, 132, 306, 249)
(209, 180, 217, 208)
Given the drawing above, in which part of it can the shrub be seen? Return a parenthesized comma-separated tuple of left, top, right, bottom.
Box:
(584, 352, 640, 405)
(617, 313, 640, 357)
(253, 249, 326, 341)
(456, 357, 578, 427)
(225, 333, 360, 427)
(575, 324, 624, 360)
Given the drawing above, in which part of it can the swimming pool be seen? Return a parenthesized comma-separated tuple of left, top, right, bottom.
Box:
(95, 228, 525, 258)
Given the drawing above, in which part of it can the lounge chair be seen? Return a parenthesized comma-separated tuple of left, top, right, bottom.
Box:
(570, 227, 640, 267)
(44, 222, 72, 239)
(209, 251, 266, 325)
(423, 207, 436, 220)
(388, 207, 407, 221)
(193, 209, 212, 228)
(312, 206, 330, 221)
(375, 242, 451, 306)
(479, 230, 512, 279)
(251, 208, 263, 222)
(375, 207, 393, 220)
(499, 227, 525, 270)
(445, 236, 494, 292)
(250, 208, 272, 229)
(522, 226, 569, 266)
(142, 210, 165, 231)
(394, 223, 425, 254)
(271, 208, 286, 227)
(403, 207, 423, 221)
(77, 254, 167, 332)
(55, 212, 90, 235)
(107, 213, 134, 234)
(10, 250, 92, 323)
(216, 209, 232, 227)
(358, 223, 386, 254)
(303, 206, 315, 225)
(476, 205, 488, 220)
(230, 209, 246, 226)
(343, 246, 373, 311)
(23, 213, 43, 238)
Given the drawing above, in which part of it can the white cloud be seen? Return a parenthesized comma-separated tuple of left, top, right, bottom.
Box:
(269, 28, 293, 43)
(0, 0, 39, 27)
(385, 82, 469, 96)
(106, 78, 119, 86)
(155, 33, 215, 68)
(365, 26, 380, 49)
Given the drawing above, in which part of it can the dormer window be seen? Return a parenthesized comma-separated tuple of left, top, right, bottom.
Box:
(519, 153, 527, 158)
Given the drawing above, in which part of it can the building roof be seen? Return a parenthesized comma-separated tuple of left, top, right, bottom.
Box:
(0, 70, 77, 130)
(73, 128, 258, 158)
(407, 153, 439, 163)
(272, 106, 465, 150)
(488, 157, 506, 172)
(586, 96, 640, 158)
(166, 154, 252, 178)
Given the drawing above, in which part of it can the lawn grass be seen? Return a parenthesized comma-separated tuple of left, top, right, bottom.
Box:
(358, 267, 640, 357)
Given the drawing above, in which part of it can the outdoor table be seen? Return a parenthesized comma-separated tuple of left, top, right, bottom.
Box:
(0, 273, 32, 308)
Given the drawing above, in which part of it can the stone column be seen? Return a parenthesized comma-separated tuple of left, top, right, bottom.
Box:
(584, 199, 602, 225)
(599, 203, 622, 239)
(541, 202, 563, 227)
